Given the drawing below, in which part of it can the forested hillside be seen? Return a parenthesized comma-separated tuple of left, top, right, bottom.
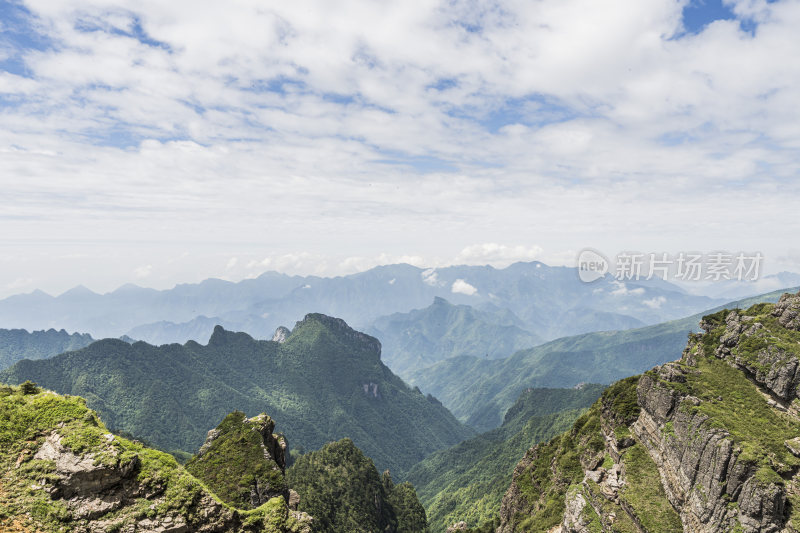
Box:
(0, 314, 472, 475)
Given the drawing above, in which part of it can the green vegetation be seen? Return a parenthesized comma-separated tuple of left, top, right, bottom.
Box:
(0, 383, 306, 532)
(600, 375, 641, 425)
(619, 443, 682, 532)
(0, 327, 94, 370)
(286, 438, 427, 532)
(406, 385, 605, 532)
(186, 411, 287, 509)
(501, 377, 668, 532)
(686, 340, 800, 478)
(0, 314, 473, 475)
(489, 293, 800, 532)
(408, 288, 796, 431)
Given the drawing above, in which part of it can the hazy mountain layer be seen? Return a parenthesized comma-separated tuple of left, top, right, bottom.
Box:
(410, 286, 799, 432)
(367, 296, 542, 378)
(0, 262, 721, 346)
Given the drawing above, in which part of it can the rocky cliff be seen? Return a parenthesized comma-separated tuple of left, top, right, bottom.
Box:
(495, 291, 800, 533)
(186, 411, 292, 510)
(0, 383, 312, 532)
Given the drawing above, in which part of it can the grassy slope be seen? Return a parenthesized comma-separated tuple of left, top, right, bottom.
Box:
(409, 286, 800, 432)
(0, 383, 303, 532)
(501, 297, 800, 532)
(507, 377, 681, 533)
(0, 315, 473, 476)
(406, 385, 605, 532)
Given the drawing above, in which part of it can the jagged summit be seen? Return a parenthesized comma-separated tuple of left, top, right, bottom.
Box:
(494, 291, 800, 533)
(207, 324, 256, 346)
(289, 312, 382, 358)
(186, 411, 297, 511)
(272, 325, 291, 343)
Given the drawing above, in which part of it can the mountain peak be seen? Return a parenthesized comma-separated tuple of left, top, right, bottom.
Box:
(291, 313, 382, 358)
(432, 296, 451, 306)
(207, 325, 254, 347)
(272, 326, 291, 343)
(186, 410, 290, 509)
(58, 285, 97, 298)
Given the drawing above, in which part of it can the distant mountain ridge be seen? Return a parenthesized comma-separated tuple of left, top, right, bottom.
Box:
(409, 285, 800, 432)
(367, 297, 542, 378)
(0, 313, 473, 475)
(0, 262, 721, 354)
(0, 327, 94, 370)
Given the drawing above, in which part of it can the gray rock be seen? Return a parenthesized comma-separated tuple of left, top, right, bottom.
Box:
(271, 326, 291, 343)
(772, 291, 800, 331)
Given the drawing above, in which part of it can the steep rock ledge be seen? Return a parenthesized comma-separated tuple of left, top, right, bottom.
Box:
(495, 292, 800, 533)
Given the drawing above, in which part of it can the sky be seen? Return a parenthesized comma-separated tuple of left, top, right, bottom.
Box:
(1, 0, 799, 298)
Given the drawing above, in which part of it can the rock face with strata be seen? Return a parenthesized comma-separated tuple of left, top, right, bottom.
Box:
(496, 292, 800, 533)
(634, 363, 784, 532)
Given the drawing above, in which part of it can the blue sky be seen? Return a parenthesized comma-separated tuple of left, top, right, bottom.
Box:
(0, 0, 799, 297)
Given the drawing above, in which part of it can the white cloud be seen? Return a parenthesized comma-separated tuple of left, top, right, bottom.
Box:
(643, 296, 667, 309)
(421, 268, 440, 287)
(134, 265, 153, 278)
(0, 0, 798, 296)
(610, 281, 646, 296)
(455, 243, 544, 265)
(451, 279, 478, 295)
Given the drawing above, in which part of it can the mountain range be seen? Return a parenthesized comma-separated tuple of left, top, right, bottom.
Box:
(0, 314, 473, 475)
(409, 285, 800, 432)
(366, 296, 542, 379)
(0, 262, 721, 349)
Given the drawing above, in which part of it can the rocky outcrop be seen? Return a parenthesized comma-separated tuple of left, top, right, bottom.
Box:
(773, 291, 800, 331)
(634, 363, 785, 532)
(186, 411, 290, 508)
(706, 306, 800, 402)
(1, 385, 313, 533)
(272, 326, 291, 343)
(496, 447, 540, 533)
(496, 293, 800, 533)
(26, 431, 275, 532)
